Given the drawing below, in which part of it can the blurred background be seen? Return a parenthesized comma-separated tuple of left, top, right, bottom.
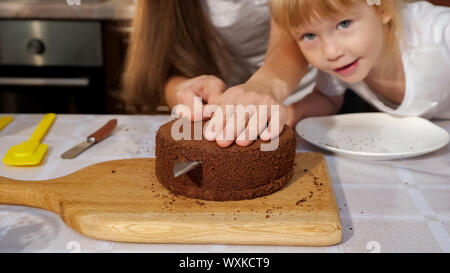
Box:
(0, 0, 136, 114)
(0, 0, 447, 115)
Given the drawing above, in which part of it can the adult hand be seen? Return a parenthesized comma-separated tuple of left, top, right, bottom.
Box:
(204, 81, 289, 147)
(174, 75, 226, 121)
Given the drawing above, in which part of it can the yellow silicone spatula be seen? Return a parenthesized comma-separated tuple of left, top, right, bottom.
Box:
(2, 113, 56, 166)
(0, 116, 13, 131)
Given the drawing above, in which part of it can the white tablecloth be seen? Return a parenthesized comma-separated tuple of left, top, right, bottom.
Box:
(0, 114, 449, 253)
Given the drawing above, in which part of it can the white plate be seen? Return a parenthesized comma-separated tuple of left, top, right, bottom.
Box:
(296, 113, 449, 160)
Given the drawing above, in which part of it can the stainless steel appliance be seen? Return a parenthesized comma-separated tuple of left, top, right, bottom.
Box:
(0, 20, 106, 113)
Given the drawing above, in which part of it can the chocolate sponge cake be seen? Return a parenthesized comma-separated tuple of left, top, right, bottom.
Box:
(155, 119, 297, 201)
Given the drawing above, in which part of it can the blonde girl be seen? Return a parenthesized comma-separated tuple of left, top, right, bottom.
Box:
(270, 0, 450, 125)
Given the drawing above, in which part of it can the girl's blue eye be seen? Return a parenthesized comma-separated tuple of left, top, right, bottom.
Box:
(337, 20, 352, 30)
(302, 33, 316, 41)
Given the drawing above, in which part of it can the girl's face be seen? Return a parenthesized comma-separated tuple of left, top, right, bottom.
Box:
(291, 2, 389, 84)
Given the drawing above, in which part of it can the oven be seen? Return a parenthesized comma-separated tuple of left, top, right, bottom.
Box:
(0, 19, 106, 113)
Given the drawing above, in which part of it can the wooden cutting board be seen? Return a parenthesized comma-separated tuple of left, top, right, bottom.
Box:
(0, 153, 342, 246)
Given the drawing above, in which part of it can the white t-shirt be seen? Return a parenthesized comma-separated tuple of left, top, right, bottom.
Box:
(204, 0, 317, 105)
(316, 1, 450, 119)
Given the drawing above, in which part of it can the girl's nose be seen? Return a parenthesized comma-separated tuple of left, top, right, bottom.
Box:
(322, 38, 344, 62)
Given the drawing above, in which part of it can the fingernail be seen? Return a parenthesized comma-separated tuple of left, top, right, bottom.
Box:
(216, 130, 225, 141)
(260, 131, 269, 141)
(237, 131, 246, 141)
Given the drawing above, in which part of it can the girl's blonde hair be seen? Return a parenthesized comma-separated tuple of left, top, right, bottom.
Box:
(270, 0, 403, 58)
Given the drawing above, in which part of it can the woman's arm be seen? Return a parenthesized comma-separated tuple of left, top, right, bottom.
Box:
(246, 18, 308, 102)
(209, 19, 309, 147)
(165, 18, 307, 109)
(164, 18, 312, 147)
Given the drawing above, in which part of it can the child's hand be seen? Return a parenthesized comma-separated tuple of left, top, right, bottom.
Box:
(204, 81, 289, 147)
(175, 75, 226, 121)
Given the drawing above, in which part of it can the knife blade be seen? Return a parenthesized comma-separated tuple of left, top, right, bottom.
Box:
(174, 161, 201, 178)
(61, 119, 117, 159)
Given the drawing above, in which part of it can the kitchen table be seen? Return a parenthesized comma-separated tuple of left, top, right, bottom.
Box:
(0, 114, 449, 253)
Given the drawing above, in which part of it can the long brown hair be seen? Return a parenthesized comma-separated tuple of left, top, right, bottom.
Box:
(122, 0, 231, 113)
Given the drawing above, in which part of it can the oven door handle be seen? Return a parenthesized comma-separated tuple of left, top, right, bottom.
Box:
(0, 77, 90, 87)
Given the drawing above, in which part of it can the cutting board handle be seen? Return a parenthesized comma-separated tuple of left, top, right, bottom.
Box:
(0, 177, 61, 214)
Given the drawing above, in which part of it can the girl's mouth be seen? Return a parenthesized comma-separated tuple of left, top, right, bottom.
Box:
(334, 58, 360, 76)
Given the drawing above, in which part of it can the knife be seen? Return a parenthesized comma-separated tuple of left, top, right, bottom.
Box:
(61, 119, 117, 159)
(174, 161, 201, 178)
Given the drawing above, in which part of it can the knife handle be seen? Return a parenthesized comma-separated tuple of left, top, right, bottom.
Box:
(88, 119, 117, 143)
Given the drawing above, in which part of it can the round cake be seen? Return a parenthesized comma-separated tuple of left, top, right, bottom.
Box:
(155, 119, 297, 201)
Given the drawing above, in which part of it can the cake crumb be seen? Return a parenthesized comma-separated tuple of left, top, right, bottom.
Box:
(296, 198, 307, 205)
(265, 215, 270, 219)
(111, 170, 116, 174)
